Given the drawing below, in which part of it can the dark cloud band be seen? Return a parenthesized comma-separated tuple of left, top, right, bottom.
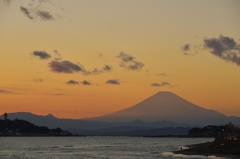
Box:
(66, 80, 79, 85)
(204, 35, 240, 66)
(32, 51, 51, 60)
(106, 79, 120, 85)
(49, 60, 85, 73)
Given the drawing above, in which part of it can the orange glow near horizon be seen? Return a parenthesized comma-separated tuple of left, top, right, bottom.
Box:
(0, 0, 240, 119)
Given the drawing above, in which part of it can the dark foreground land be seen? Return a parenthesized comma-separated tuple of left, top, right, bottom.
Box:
(174, 137, 240, 159)
(0, 119, 72, 136)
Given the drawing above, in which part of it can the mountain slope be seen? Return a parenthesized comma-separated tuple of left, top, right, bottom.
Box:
(91, 91, 229, 125)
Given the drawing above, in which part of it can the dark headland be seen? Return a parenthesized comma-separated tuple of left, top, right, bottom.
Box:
(0, 113, 72, 136)
(174, 122, 240, 159)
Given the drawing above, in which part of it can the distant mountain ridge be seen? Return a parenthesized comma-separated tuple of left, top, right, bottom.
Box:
(1, 91, 240, 135)
(2, 112, 185, 129)
(1, 111, 192, 135)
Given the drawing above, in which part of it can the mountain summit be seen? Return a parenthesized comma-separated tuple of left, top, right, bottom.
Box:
(91, 91, 228, 125)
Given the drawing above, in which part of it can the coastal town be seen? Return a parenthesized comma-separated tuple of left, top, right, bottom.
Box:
(175, 122, 240, 158)
(189, 122, 240, 138)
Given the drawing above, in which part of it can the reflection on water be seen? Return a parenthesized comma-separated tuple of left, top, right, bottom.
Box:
(0, 137, 225, 159)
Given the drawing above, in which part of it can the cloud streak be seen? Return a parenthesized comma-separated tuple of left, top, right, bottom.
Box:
(81, 80, 91, 85)
(204, 35, 240, 66)
(0, 89, 10, 93)
(83, 64, 113, 75)
(150, 82, 171, 87)
(66, 80, 91, 85)
(49, 60, 85, 73)
(106, 79, 120, 85)
(30, 50, 112, 75)
(20, 6, 54, 21)
(20, 6, 33, 20)
(53, 50, 62, 60)
(182, 44, 191, 55)
(181, 43, 198, 55)
(5, 0, 63, 21)
(182, 44, 190, 52)
(117, 52, 144, 71)
(19, 0, 58, 21)
(66, 80, 79, 85)
(37, 10, 54, 20)
(32, 51, 51, 60)
(102, 65, 112, 71)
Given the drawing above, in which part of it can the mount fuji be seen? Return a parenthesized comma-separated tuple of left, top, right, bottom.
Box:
(91, 91, 232, 125)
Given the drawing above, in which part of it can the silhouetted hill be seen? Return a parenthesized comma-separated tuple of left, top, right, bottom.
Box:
(0, 119, 71, 136)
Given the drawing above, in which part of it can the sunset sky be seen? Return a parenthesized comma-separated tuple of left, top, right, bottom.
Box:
(1, 0, 240, 119)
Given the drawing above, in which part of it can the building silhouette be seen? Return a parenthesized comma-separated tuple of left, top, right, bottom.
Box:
(3, 112, 8, 120)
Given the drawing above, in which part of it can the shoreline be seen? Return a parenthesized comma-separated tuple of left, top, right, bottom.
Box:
(173, 138, 240, 159)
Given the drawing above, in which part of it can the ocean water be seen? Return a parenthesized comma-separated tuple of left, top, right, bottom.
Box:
(0, 137, 225, 159)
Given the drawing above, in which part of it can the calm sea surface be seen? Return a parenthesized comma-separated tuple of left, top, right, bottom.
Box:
(0, 137, 225, 159)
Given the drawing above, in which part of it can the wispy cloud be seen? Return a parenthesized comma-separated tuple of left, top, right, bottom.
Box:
(30, 49, 112, 75)
(106, 79, 120, 85)
(204, 35, 240, 66)
(49, 60, 85, 74)
(83, 68, 102, 75)
(20, 6, 54, 21)
(102, 65, 112, 71)
(117, 52, 135, 62)
(6, 0, 61, 21)
(117, 52, 144, 71)
(0, 87, 33, 94)
(33, 78, 44, 83)
(66, 80, 92, 85)
(150, 82, 171, 87)
(37, 10, 54, 20)
(66, 80, 79, 85)
(53, 50, 62, 60)
(181, 44, 198, 55)
(83, 64, 113, 75)
(81, 80, 91, 85)
(182, 44, 190, 52)
(20, 6, 33, 20)
(32, 51, 51, 60)
(0, 89, 10, 93)
(183, 35, 240, 66)
(182, 44, 190, 55)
